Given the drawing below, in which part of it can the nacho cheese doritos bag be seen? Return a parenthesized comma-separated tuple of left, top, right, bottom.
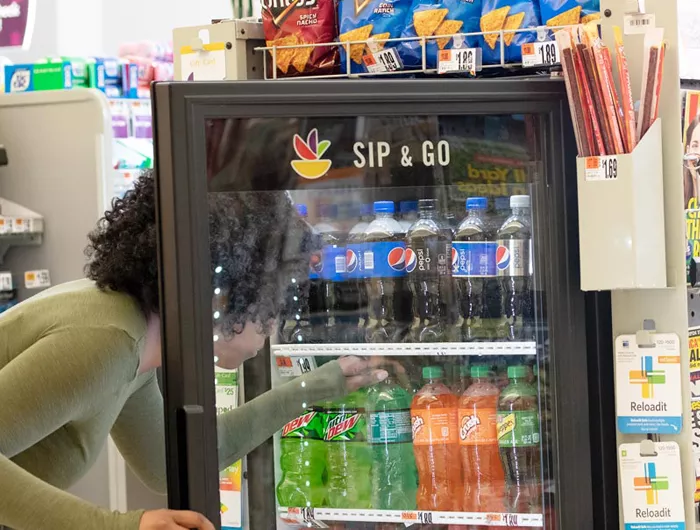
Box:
(398, 0, 483, 69)
(338, 0, 413, 73)
(480, 0, 541, 64)
(262, 0, 338, 77)
(538, 0, 600, 27)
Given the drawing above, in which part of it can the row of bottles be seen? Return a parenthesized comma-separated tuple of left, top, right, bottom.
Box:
(277, 364, 542, 516)
(279, 196, 534, 345)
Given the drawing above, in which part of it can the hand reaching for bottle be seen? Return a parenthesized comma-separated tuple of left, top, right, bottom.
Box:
(139, 509, 215, 530)
(338, 356, 389, 391)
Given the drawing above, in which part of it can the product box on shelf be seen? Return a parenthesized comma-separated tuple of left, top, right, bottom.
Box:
(2, 62, 72, 93)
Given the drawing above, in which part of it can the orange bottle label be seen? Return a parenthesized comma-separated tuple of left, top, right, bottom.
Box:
(458, 407, 498, 445)
(411, 408, 459, 445)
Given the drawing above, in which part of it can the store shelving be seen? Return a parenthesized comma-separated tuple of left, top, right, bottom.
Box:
(0, 198, 43, 264)
(272, 341, 537, 357)
(279, 507, 544, 527)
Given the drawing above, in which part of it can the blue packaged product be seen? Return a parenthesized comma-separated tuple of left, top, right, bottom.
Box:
(397, 0, 482, 69)
(538, 0, 599, 26)
(480, 0, 541, 65)
(337, 0, 413, 74)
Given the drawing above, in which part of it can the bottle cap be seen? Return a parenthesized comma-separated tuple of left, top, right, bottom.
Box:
(418, 198, 438, 212)
(360, 203, 372, 217)
(510, 195, 530, 209)
(400, 200, 418, 214)
(319, 203, 338, 219)
(422, 365, 444, 379)
(466, 197, 488, 210)
(296, 204, 308, 218)
(470, 364, 490, 378)
(374, 201, 395, 214)
(507, 365, 529, 379)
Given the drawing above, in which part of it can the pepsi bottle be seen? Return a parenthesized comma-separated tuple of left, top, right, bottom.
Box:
(342, 205, 372, 343)
(496, 195, 533, 341)
(309, 204, 345, 343)
(452, 198, 497, 342)
(364, 201, 409, 343)
(280, 204, 314, 344)
(406, 199, 452, 342)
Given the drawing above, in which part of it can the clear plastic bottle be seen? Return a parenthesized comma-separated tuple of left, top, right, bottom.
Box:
(341, 204, 372, 343)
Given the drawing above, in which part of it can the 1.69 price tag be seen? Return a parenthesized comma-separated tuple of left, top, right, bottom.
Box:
(438, 48, 480, 74)
(522, 41, 560, 67)
(363, 48, 402, 73)
(584, 155, 619, 181)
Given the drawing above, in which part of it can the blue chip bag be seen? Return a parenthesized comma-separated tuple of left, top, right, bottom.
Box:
(480, 0, 541, 65)
(338, 0, 413, 74)
(397, 0, 483, 69)
(538, 0, 599, 27)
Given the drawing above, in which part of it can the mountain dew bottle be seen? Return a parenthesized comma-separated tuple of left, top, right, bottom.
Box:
(276, 409, 327, 508)
(325, 391, 372, 508)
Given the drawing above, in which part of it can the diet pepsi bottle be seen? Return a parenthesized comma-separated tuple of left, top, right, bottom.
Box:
(399, 200, 418, 233)
(406, 199, 452, 342)
(309, 204, 346, 343)
(364, 201, 409, 343)
(342, 205, 372, 343)
(497, 195, 533, 341)
(280, 204, 314, 344)
(452, 198, 497, 342)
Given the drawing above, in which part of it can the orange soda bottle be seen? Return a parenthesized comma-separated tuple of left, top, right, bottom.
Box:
(458, 364, 506, 515)
(411, 365, 463, 512)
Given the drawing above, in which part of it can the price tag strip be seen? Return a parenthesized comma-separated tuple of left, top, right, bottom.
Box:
(273, 341, 536, 358)
(521, 41, 560, 68)
(279, 508, 543, 527)
(583, 155, 619, 181)
(438, 47, 482, 75)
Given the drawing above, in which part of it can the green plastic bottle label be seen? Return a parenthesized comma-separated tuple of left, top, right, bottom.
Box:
(368, 410, 412, 444)
(497, 410, 540, 447)
(281, 410, 324, 440)
(324, 411, 366, 441)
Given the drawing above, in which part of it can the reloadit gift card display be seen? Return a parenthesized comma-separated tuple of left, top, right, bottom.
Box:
(615, 333, 683, 434)
(619, 441, 686, 530)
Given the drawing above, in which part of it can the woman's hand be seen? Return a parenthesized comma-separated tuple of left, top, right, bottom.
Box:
(140, 509, 215, 530)
(338, 356, 389, 391)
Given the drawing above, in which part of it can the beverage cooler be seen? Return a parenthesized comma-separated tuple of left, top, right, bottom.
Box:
(152, 79, 616, 530)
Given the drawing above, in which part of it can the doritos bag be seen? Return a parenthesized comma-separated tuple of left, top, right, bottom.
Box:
(398, 0, 483, 69)
(262, 0, 338, 77)
(337, 0, 413, 73)
(538, 0, 600, 27)
(480, 0, 541, 64)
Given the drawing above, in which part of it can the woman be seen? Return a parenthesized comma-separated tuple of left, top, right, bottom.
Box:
(684, 115, 700, 209)
(0, 171, 387, 530)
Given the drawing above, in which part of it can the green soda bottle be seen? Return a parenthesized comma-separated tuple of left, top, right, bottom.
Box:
(325, 391, 372, 508)
(366, 376, 418, 510)
(276, 408, 327, 508)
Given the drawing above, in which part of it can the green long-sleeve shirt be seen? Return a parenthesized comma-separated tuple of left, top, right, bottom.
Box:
(0, 279, 345, 530)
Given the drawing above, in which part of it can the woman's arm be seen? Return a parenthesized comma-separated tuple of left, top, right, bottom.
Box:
(0, 328, 144, 530)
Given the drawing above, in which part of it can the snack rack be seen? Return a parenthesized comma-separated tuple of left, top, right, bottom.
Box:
(257, 23, 576, 80)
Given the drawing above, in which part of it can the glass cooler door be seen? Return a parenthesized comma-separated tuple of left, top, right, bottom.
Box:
(153, 79, 594, 530)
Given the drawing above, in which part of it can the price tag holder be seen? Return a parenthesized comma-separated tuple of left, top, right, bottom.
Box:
(363, 48, 402, 73)
(584, 155, 619, 181)
(24, 269, 51, 289)
(438, 48, 481, 75)
(521, 41, 560, 67)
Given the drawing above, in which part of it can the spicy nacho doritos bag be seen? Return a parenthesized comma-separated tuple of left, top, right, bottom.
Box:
(338, 0, 413, 73)
(538, 0, 600, 27)
(480, 0, 541, 64)
(398, 0, 483, 69)
(262, 0, 338, 77)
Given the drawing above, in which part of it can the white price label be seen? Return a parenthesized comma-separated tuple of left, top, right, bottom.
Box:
(584, 155, 619, 181)
(293, 356, 315, 375)
(24, 269, 51, 289)
(12, 218, 30, 233)
(624, 13, 655, 35)
(522, 41, 560, 67)
(363, 48, 402, 73)
(0, 272, 12, 291)
(0, 217, 10, 235)
(275, 355, 316, 376)
(438, 48, 479, 74)
(285, 507, 328, 528)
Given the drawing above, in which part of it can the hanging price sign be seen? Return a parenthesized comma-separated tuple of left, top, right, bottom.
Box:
(522, 41, 560, 67)
(438, 48, 480, 74)
(584, 155, 619, 181)
(363, 48, 403, 73)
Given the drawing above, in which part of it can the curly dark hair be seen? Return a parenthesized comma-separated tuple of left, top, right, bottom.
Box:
(85, 170, 315, 337)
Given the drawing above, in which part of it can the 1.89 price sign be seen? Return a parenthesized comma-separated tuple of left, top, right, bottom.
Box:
(522, 41, 560, 67)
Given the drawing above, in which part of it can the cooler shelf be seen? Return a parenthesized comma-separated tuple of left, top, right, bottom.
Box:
(280, 507, 544, 527)
(272, 341, 537, 357)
